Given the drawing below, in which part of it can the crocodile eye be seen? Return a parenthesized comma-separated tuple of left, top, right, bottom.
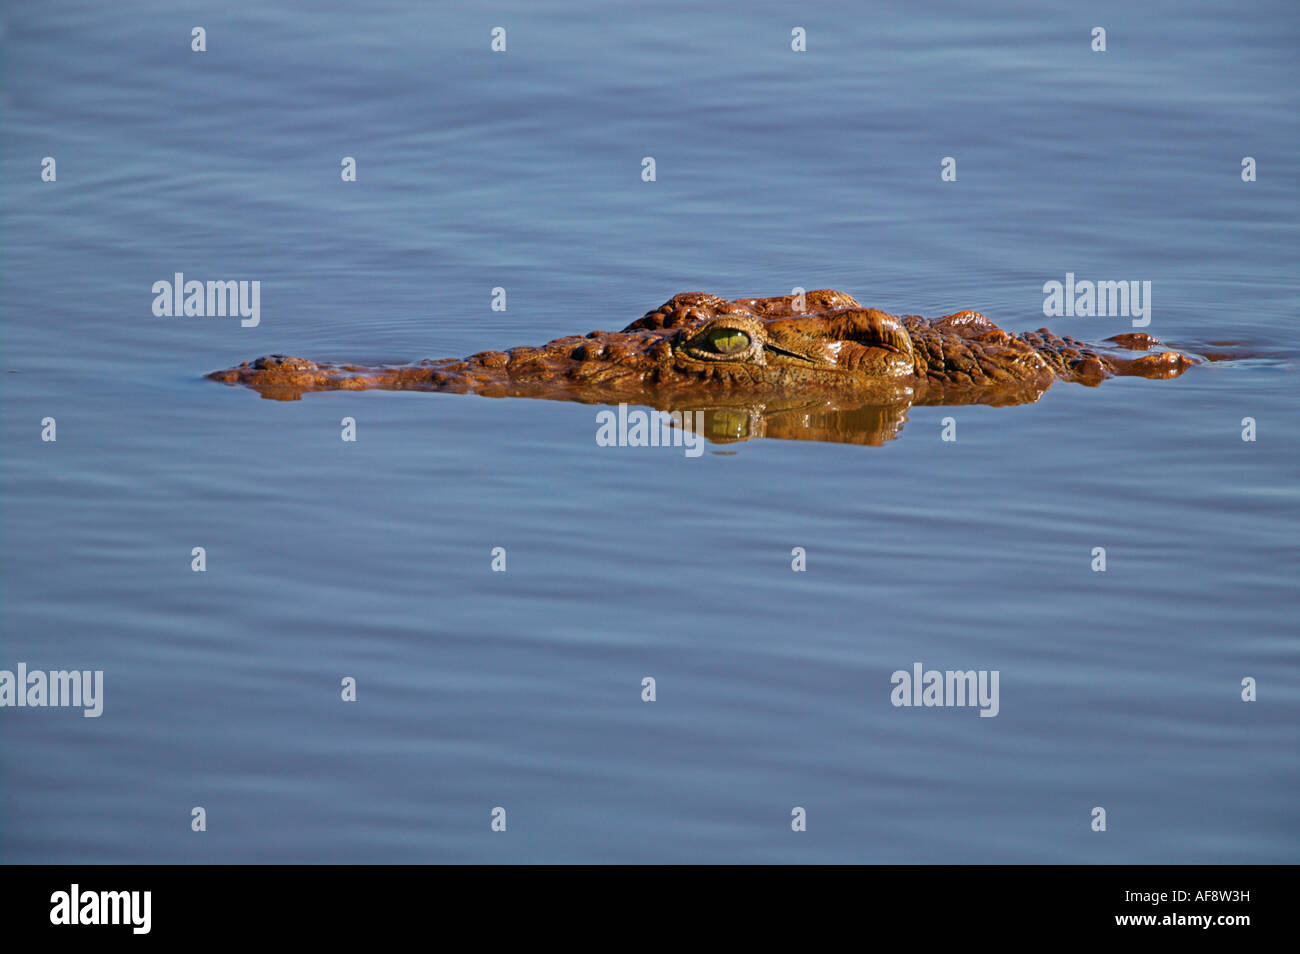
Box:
(706, 329, 751, 354)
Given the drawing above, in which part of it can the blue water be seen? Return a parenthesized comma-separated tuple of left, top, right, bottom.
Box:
(1, 0, 1296, 863)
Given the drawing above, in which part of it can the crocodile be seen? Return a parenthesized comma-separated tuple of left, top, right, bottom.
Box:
(208, 289, 1199, 444)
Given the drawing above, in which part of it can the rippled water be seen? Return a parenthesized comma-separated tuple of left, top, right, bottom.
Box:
(1, 0, 1296, 863)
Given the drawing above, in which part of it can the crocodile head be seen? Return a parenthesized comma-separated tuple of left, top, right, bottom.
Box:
(208, 290, 1008, 400)
(626, 290, 918, 388)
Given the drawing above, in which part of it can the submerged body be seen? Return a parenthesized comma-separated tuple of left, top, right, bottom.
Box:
(208, 289, 1197, 443)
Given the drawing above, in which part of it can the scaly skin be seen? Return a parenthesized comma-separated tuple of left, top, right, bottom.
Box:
(208, 289, 1197, 443)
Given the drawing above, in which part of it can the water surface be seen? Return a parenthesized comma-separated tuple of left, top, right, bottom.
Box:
(1, 0, 1296, 863)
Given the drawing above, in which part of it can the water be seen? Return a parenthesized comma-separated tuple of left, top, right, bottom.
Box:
(1, 0, 1296, 863)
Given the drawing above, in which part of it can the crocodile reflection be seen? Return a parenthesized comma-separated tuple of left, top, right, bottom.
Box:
(609, 381, 1051, 447)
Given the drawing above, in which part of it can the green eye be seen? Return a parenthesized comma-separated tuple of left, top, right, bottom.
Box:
(706, 328, 751, 354)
